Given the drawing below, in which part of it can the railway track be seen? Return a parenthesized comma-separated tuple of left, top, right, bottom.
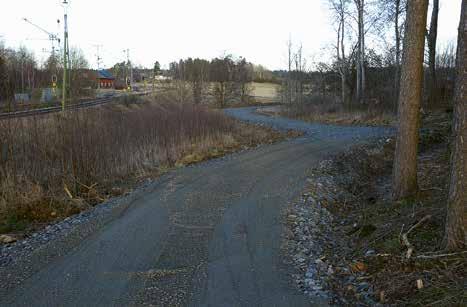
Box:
(0, 92, 150, 120)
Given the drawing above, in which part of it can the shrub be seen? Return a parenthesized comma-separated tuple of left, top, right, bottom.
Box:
(0, 98, 237, 229)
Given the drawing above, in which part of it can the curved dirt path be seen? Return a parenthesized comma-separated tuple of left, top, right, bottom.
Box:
(0, 107, 391, 307)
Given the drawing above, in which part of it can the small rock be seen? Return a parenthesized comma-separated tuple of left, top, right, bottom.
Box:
(287, 214, 297, 221)
(312, 285, 323, 291)
(0, 235, 17, 244)
(365, 249, 375, 257)
(357, 282, 370, 291)
(111, 187, 123, 195)
(284, 228, 295, 239)
(416, 279, 424, 289)
(315, 259, 327, 271)
(379, 291, 386, 303)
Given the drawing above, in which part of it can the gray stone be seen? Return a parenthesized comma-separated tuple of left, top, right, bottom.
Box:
(0, 235, 17, 244)
(365, 249, 375, 256)
(357, 282, 370, 291)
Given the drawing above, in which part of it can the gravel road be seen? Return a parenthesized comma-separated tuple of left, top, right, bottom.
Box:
(0, 107, 392, 307)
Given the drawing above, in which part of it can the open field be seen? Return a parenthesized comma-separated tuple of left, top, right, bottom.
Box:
(149, 81, 281, 106)
(250, 82, 281, 103)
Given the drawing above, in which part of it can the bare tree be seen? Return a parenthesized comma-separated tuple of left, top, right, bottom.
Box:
(0, 46, 9, 102)
(378, 0, 406, 108)
(286, 36, 293, 104)
(185, 58, 210, 104)
(330, 0, 350, 105)
(69, 47, 91, 98)
(435, 42, 456, 103)
(393, 0, 403, 103)
(444, 0, 466, 251)
(235, 57, 253, 104)
(316, 62, 331, 98)
(294, 44, 306, 105)
(392, 0, 429, 200)
(168, 60, 191, 104)
(354, 0, 366, 104)
(427, 0, 439, 106)
(210, 56, 235, 107)
(385, 0, 407, 107)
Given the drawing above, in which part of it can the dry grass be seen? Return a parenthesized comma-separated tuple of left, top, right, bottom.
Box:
(250, 82, 279, 98)
(0, 96, 285, 234)
(282, 99, 396, 126)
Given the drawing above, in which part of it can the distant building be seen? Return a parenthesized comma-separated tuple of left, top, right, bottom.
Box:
(154, 75, 172, 81)
(97, 70, 115, 88)
(14, 93, 31, 102)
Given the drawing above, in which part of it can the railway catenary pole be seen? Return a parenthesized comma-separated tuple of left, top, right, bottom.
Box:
(124, 49, 132, 91)
(61, 0, 70, 111)
(94, 44, 103, 94)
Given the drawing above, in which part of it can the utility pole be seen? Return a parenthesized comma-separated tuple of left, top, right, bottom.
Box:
(61, 0, 70, 111)
(20, 54, 24, 93)
(93, 44, 103, 94)
(22, 18, 61, 92)
(124, 49, 132, 91)
(22, 18, 61, 59)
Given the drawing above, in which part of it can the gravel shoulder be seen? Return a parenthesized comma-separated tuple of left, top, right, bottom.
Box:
(283, 112, 464, 306)
(0, 107, 392, 306)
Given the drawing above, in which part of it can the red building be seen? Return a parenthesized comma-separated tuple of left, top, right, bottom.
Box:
(97, 70, 115, 88)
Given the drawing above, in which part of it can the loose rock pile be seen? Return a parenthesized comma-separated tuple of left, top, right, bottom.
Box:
(283, 159, 379, 305)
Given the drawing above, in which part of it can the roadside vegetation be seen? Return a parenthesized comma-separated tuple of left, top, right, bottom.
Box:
(280, 97, 395, 126)
(0, 96, 286, 235)
(278, 0, 465, 253)
(316, 113, 464, 305)
(279, 0, 465, 305)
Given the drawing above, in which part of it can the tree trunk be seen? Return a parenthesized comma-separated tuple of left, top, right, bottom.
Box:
(336, 7, 347, 106)
(392, 0, 429, 200)
(444, 0, 466, 251)
(394, 0, 401, 110)
(287, 37, 293, 105)
(341, 11, 347, 106)
(356, 1, 362, 103)
(361, 1, 366, 104)
(220, 82, 225, 107)
(427, 0, 439, 107)
(355, 0, 365, 104)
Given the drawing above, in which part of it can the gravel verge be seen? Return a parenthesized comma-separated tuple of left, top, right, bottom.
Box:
(0, 106, 392, 302)
(0, 125, 294, 296)
(283, 141, 390, 306)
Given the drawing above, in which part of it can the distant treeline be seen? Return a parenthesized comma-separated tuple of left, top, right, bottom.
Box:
(165, 55, 280, 106)
(0, 44, 91, 102)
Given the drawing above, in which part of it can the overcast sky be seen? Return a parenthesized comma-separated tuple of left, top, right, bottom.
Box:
(0, 0, 462, 70)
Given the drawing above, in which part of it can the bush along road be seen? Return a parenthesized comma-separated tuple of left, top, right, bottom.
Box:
(0, 107, 392, 306)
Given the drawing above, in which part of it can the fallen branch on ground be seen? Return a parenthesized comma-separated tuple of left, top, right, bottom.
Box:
(401, 215, 432, 259)
(415, 251, 467, 259)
